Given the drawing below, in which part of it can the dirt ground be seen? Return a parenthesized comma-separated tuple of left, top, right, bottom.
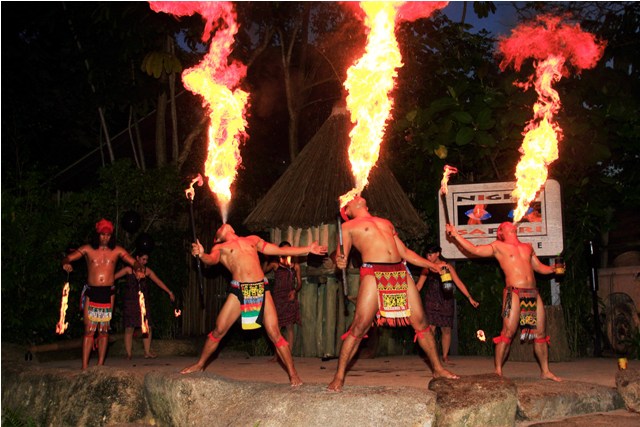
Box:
(38, 351, 637, 390)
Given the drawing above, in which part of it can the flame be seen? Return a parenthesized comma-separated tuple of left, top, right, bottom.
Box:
(150, 2, 248, 223)
(440, 165, 458, 195)
(498, 15, 605, 222)
(138, 290, 149, 334)
(55, 282, 70, 335)
(476, 329, 486, 342)
(174, 309, 182, 318)
(339, 2, 446, 207)
(185, 174, 204, 201)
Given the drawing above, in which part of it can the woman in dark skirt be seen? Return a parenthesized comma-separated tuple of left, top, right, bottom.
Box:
(416, 245, 479, 365)
(263, 241, 302, 358)
(115, 251, 175, 359)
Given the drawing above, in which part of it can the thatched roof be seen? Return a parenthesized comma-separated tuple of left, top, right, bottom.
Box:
(244, 107, 428, 238)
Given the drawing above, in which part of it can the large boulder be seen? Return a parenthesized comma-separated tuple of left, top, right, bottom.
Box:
(428, 374, 518, 427)
(616, 368, 640, 412)
(1, 364, 151, 426)
(516, 378, 624, 421)
(144, 371, 437, 427)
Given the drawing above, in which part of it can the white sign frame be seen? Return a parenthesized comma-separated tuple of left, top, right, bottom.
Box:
(439, 179, 564, 259)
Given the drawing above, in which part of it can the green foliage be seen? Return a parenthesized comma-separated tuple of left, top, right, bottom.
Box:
(1, 407, 39, 427)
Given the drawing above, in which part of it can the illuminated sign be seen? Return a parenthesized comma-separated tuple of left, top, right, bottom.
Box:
(439, 180, 563, 259)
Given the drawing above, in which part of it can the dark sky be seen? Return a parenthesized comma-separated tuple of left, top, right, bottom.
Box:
(443, 1, 519, 36)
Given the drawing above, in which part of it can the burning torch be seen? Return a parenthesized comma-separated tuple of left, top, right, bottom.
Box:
(55, 273, 70, 335)
(440, 165, 458, 226)
(185, 175, 205, 307)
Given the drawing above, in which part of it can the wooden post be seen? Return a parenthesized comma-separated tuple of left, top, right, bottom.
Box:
(324, 276, 339, 357)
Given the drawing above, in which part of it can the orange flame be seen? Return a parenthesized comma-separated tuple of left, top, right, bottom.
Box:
(339, 2, 447, 207)
(55, 282, 70, 335)
(139, 290, 149, 335)
(185, 174, 204, 201)
(174, 309, 182, 318)
(150, 2, 248, 223)
(440, 165, 458, 195)
(498, 15, 605, 222)
(339, 2, 403, 207)
(476, 329, 486, 342)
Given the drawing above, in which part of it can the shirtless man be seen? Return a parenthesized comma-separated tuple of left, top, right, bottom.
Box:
(62, 218, 143, 369)
(181, 224, 327, 387)
(446, 221, 561, 381)
(328, 196, 459, 392)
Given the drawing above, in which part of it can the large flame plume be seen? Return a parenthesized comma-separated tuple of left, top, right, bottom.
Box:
(55, 281, 70, 335)
(498, 15, 605, 222)
(339, 2, 447, 207)
(150, 2, 248, 223)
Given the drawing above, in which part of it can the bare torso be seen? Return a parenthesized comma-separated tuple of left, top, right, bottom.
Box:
(346, 216, 402, 263)
(80, 245, 125, 286)
(492, 240, 537, 289)
(216, 236, 265, 282)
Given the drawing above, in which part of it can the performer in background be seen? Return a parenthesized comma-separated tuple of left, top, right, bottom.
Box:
(446, 221, 561, 381)
(263, 241, 302, 360)
(62, 218, 143, 370)
(416, 244, 479, 365)
(181, 224, 327, 387)
(115, 251, 175, 360)
(328, 196, 459, 392)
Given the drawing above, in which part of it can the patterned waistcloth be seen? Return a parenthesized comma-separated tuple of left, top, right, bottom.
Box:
(83, 285, 114, 333)
(503, 287, 539, 341)
(230, 278, 270, 330)
(361, 262, 411, 327)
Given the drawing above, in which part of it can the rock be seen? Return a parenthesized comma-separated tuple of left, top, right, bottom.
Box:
(616, 368, 640, 412)
(144, 371, 436, 427)
(428, 373, 518, 427)
(1, 364, 152, 426)
(516, 378, 624, 422)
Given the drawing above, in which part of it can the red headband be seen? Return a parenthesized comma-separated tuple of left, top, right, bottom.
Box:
(95, 218, 114, 234)
(340, 206, 350, 222)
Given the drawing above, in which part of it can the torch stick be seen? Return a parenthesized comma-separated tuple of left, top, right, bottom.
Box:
(189, 199, 205, 308)
(337, 214, 350, 316)
(185, 175, 205, 308)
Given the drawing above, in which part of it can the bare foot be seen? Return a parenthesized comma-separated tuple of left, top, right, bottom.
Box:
(433, 368, 459, 379)
(442, 358, 456, 366)
(327, 376, 344, 392)
(180, 363, 204, 374)
(126, 354, 132, 360)
(541, 371, 562, 382)
(495, 368, 503, 377)
(269, 355, 278, 363)
(289, 373, 303, 387)
(144, 353, 158, 359)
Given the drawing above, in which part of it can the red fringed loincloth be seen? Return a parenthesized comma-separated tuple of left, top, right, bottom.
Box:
(361, 262, 411, 327)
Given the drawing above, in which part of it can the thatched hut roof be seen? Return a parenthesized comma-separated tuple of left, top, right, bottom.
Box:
(244, 108, 428, 238)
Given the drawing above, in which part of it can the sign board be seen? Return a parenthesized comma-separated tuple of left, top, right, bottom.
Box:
(439, 179, 563, 259)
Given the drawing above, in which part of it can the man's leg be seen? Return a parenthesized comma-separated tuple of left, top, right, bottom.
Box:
(533, 294, 561, 381)
(82, 302, 92, 370)
(406, 280, 458, 379)
(96, 324, 109, 365)
(328, 277, 379, 391)
(124, 327, 134, 359)
(180, 294, 240, 374)
(143, 328, 155, 358)
(263, 292, 302, 386)
(495, 290, 519, 376)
